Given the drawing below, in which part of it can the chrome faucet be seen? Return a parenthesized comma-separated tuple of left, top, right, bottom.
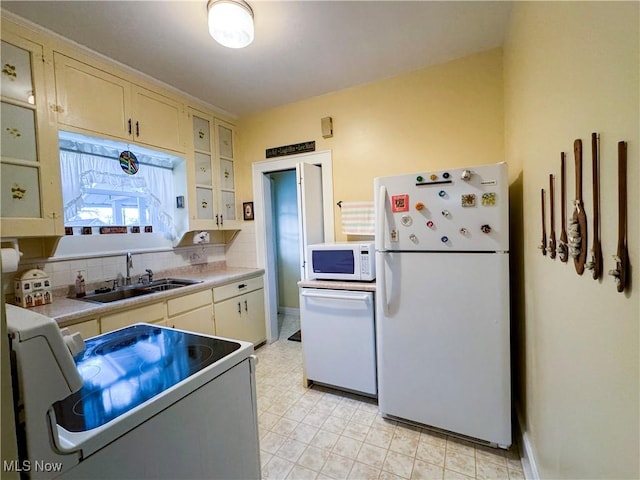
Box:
(139, 269, 154, 284)
(125, 251, 133, 286)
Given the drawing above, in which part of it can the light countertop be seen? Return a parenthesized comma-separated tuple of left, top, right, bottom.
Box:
(22, 266, 264, 328)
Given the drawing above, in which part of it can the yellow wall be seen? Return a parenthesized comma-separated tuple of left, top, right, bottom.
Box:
(504, 2, 639, 478)
(236, 48, 504, 240)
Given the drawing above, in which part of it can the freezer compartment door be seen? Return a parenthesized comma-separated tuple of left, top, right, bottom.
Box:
(374, 162, 509, 252)
(376, 251, 511, 446)
(300, 289, 376, 395)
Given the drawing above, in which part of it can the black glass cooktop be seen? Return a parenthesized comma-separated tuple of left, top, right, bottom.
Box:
(53, 324, 241, 432)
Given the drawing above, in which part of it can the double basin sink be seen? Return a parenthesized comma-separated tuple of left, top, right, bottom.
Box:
(78, 278, 202, 304)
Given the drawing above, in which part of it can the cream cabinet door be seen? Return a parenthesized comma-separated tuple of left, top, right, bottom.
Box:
(1, 32, 63, 237)
(214, 119, 239, 229)
(170, 305, 215, 336)
(244, 288, 266, 345)
(54, 53, 131, 139)
(214, 288, 266, 345)
(132, 86, 184, 153)
(214, 296, 245, 342)
(187, 109, 218, 230)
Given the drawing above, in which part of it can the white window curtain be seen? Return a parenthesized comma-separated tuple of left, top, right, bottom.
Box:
(60, 150, 177, 239)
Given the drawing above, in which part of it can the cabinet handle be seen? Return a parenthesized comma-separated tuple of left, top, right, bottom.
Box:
(128, 118, 132, 135)
(216, 214, 219, 226)
(244, 299, 248, 312)
(220, 214, 223, 227)
(135, 121, 140, 137)
(237, 301, 241, 314)
(238, 284, 247, 289)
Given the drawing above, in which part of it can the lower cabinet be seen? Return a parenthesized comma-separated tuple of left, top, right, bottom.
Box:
(62, 280, 261, 339)
(213, 276, 266, 345)
(101, 302, 166, 333)
(167, 289, 215, 336)
(63, 319, 100, 339)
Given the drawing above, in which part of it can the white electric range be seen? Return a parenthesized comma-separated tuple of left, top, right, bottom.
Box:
(6, 304, 260, 479)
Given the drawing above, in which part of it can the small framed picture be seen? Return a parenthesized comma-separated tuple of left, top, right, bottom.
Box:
(243, 202, 254, 221)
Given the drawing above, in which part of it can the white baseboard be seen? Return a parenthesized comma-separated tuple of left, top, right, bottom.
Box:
(515, 406, 540, 480)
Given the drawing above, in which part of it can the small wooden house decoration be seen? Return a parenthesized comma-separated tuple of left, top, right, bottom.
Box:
(15, 269, 52, 308)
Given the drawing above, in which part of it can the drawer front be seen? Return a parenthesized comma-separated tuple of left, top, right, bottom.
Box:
(63, 319, 100, 340)
(101, 302, 166, 333)
(167, 289, 212, 317)
(213, 276, 263, 303)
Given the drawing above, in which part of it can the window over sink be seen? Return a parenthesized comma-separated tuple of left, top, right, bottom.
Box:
(59, 131, 184, 240)
(54, 131, 189, 258)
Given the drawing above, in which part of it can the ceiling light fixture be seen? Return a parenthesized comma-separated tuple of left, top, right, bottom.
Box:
(207, 0, 254, 49)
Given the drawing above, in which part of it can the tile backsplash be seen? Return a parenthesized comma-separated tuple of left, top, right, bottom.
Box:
(2, 244, 228, 298)
(2, 222, 260, 299)
(225, 222, 257, 268)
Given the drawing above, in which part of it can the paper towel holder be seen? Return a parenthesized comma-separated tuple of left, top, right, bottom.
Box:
(1, 238, 23, 273)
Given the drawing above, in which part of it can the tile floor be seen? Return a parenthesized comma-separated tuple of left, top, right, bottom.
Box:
(254, 313, 525, 480)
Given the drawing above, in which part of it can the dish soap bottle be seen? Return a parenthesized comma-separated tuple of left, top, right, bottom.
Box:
(75, 271, 86, 298)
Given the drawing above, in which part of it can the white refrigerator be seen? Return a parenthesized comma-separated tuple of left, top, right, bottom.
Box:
(374, 162, 511, 447)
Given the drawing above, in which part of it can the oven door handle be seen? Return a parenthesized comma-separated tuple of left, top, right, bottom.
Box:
(300, 291, 370, 302)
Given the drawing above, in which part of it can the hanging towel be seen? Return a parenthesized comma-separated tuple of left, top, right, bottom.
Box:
(340, 201, 375, 235)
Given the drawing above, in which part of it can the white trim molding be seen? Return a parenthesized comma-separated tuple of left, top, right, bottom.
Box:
(516, 406, 540, 480)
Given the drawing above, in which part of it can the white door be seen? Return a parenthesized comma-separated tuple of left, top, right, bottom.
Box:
(296, 162, 324, 280)
(252, 150, 335, 342)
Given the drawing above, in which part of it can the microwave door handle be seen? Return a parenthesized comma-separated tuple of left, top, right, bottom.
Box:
(376, 185, 387, 252)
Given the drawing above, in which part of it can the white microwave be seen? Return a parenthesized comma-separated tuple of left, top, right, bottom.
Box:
(307, 242, 376, 281)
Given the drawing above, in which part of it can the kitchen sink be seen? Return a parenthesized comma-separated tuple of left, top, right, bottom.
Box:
(79, 287, 154, 303)
(147, 278, 202, 288)
(78, 278, 202, 303)
(143, 278, 202, 292)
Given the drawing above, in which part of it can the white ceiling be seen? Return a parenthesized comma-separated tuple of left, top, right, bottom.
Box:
(2, 1, 513, 118)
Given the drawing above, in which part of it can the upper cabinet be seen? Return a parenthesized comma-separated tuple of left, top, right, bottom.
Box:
(53, 53, 185, 154)
(187, 109, 239, 231)
(215, 119, 238, 228)
(1, 32, 63, 236)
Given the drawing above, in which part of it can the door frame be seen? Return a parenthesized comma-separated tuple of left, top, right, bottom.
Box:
(252, 150, 335, 342)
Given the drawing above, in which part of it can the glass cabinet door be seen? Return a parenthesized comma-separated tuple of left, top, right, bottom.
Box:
(1, 36, 59, 231)
(188, 112, 239, 230)
(1, 40, 34, 103)
(215, 121, 236, 223)
(1, 40, 40, 219)
(192, 114, 214, 221)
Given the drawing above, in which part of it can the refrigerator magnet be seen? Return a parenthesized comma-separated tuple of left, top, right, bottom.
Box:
(392, 194, 409, 212)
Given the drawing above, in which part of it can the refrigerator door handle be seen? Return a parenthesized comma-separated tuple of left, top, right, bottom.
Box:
(376, 185, 387, 251)
(378, 252, 389, 315)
